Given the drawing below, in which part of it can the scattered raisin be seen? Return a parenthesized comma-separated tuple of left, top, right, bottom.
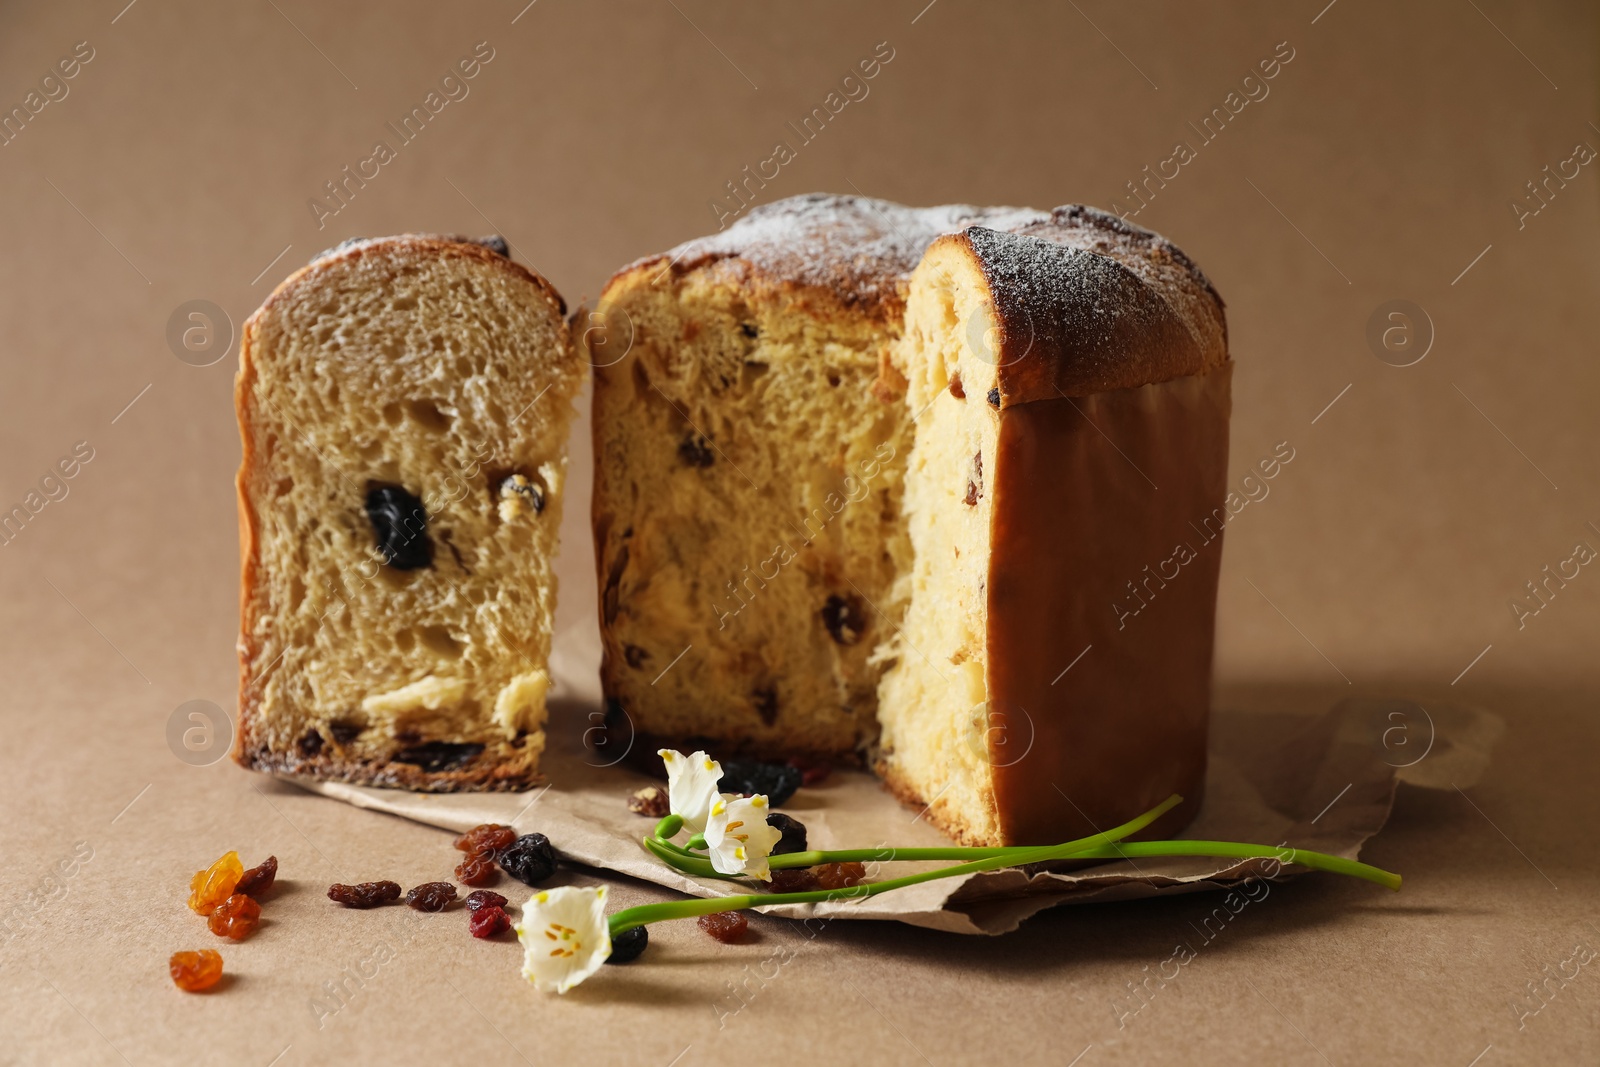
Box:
(206, 894, 262, 941)
(678, 434, 715, 468)
(188, 852, 244, 915)
(764, 867, 819, 893)
(698, 911, 749, 944)
(455, 824, 518, 854)
(327, 881, 402, 908)
(787, 756, 832, 787)
(627, 786, 670, 818)
(986, 387, 1000, 408)
(948, 374, 965, 399)
(719, 760, 803, 806)
(820, 594, 866, 646)
(468, 905, 510, 938)
(606, 924, 649, 964)
(965, 451, 983, 506)
(813, 862, 867, 890)
(169, 949, 223, 992)
(455, 853, 498, 887)
(235, 856, 278, 898)
(766, 813, 808, 856)
(364, 483, 432, 570)
(405, 882, 458, 912)
(497, 834, 558, 886)
(464, 890, 509, 912)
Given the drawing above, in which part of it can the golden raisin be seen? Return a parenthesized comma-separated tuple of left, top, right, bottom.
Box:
(207, 894, 262, 941)
(169, 949, 223, 992)
(236, 855, 278, 898)
(455, 853, 497, 887)
(188, 851, 244, 914)
(697, 911, 749, 943)
(813, 862, 867, 890)
(453, 824, 516, 854)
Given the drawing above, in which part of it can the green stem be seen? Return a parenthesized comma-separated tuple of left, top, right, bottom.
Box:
(1069, 840, 1402, 891)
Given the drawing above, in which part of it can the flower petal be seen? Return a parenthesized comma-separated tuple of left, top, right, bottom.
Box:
(660, 748, 723, 833)
(704, 793, 784, 880)
(514, 885, 611, 993)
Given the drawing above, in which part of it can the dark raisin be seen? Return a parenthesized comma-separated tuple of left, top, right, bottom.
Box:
(820, 594, 866, 646)
(764, 867, 819, 893)
(627, 786, 670, 817)
(328, 720, 363, 745)
(497, 833, 558, 886)
(392, 741, 484, 772)
(454, 824, 518, 854)
(752, 686, 779, 726)
(766, 813, 808, 856)
(468, 904, 510, 938)
(623, 644, 650, 668)
(965, 451, 984, 507)
(405, 881, 458, 912)
(698, 911, 749, 943)
(464, 890, 509, 912)
(606, 924, 648, 964)
(948, 374, 965, 399)
(787, 756, 832, 786)
(455, 854, 497, 886)
(739, 323, 759, 339)
(813, 862, 867, 890)
(297, 729, 324, 757)
(364, 483, 432, 570)
(719, 760, 803, 806)
(235, 856, 278, 898)
(474, 235, 510, 258)
(499, 473, 546, 514)
(986, 387, 1000, 408)
(678, 434, 715, 468)
(328, 881, 402, 908)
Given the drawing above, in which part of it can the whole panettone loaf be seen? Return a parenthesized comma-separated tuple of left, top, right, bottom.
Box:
(588, 195, 1230, 845)
(234, 235, 581, 789)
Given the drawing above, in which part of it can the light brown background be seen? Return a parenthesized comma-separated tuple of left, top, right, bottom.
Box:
(1, 1, 1597, 1063)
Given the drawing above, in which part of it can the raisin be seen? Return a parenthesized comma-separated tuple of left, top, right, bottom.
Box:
(678, 434, 714, 468)
(365, 483, 432, 569)
(606, 924, 649, 964)
(766, 813, 808, 856)
(169, 949, 223, 992)
(752, 686, 779, 726)
(454, 824, 518, 854)
(328, 721, 363, 745)
(764, 867, 819, 893)
(965, 451, 983, 506)
(497, 833, 558, 886)
(298, 729, 324, 757)
(235, 856, 278, 898)
(464, 890, 509, 912)
(627, 786, 670, 818)
(455, 854, 498, 887)
(986, 387, 1000, 408)
(698, 911, 749, 944)
(719, 760, 803, 806)
(207, 894, 262, 941)
(813, 862, 867, 890)
(948, 374, 965, 399)
(498, 473, 546, 515)
(188, 852, 244, 915)
(787, 756, 832, 787)
(623, 643, 650, 668)
(327, 881, 402, 908)
(405, 882, 458, 912)
(820, 594, 866, 646)
(393, 741, 483, 771)
(740, 323, 759, 339)
(468, 904, 510, 938)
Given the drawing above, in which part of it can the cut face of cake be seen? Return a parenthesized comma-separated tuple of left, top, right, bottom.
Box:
(589, 196, 1230, 845)
(234, 235, 581, 789)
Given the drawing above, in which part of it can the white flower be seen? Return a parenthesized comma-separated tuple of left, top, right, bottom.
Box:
(704, 793, 784, 880)
(660, 748, 722, 833)
(514, 885, 611, 994)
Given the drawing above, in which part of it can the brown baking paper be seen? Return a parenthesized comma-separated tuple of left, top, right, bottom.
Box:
(287, 695, 1500, 935)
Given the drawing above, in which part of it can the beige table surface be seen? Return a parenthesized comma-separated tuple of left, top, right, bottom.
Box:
(2, 1, 1598, 1064)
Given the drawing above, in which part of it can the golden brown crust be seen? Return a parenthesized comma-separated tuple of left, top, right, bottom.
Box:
(232, 234, 561, 791)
